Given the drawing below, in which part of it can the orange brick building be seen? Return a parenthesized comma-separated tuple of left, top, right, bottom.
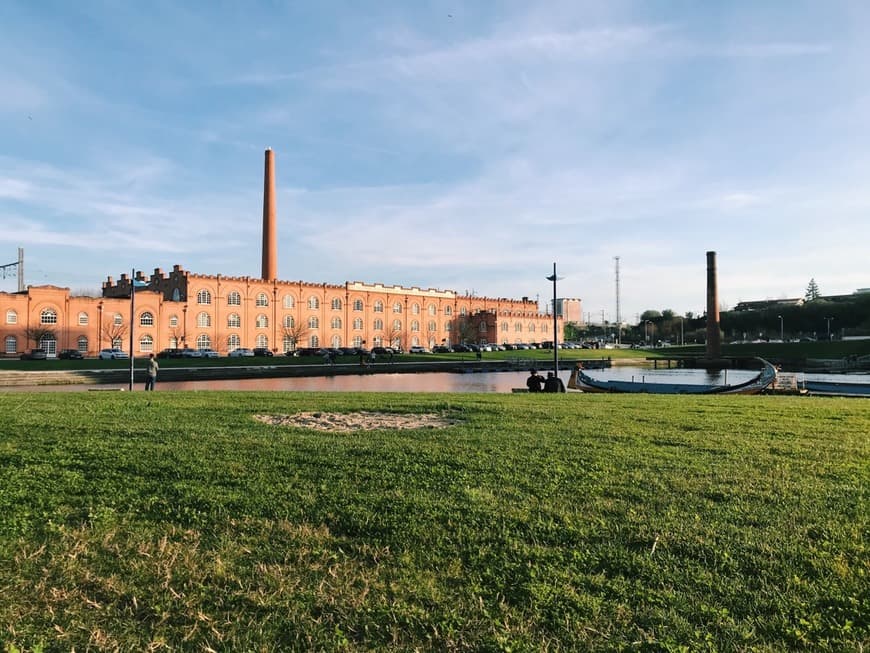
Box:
(2, 268, 560, 357)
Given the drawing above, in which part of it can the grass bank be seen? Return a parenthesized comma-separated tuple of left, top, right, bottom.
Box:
(1, 392, 867, 650)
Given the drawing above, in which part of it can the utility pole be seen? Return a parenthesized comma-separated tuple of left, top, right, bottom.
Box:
(614, 256, 621, 345)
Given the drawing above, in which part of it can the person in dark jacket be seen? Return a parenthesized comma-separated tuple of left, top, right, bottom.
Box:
(543, 371, 566, 393)
(526, 369, 544, 392)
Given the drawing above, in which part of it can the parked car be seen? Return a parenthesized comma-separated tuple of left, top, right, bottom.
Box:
(20, 348, 48, 360)
(199, 348, 220, 358)
(58, 349, 84, 359)
(157, 348, 185, 358)
(252, 347, 274, 357)
(99, 348, 129, 359)
(228, 347, 255, 357)
(432, 345, 451, 353)
(408, 346, 431, 354)
(180, 348, 202, 358)
(372, 346, 395, 355)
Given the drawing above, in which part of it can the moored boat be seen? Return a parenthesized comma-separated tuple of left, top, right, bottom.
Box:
(567, 359, 777, 395)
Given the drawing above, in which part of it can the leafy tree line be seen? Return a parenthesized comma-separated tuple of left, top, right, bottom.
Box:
(631, 292, 870, 343)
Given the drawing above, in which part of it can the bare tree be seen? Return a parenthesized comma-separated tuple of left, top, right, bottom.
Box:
(101, 323, 129, 349)
(24, 326, 57, 348)
(282, 322, 311, 352)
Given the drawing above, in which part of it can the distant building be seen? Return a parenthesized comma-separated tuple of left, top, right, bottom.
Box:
(554, 297, 583, 324)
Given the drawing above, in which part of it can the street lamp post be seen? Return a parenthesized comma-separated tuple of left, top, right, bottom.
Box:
(546, 263, 562, 380)
(825, 317, 834, 341)
(679, 317, 684, 346)
(645, 320, 653, 344)
(777, 315, 784, 342)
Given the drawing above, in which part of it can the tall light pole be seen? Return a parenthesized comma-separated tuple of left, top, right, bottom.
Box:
(645, 320, 653, 344)
(777, 315, 784, 342)
(679, 316, 684, 346)
(825, 316, 834, 341)
(546, 263, 562, 379)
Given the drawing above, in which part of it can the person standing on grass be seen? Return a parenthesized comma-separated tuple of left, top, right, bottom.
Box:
(144, 353, 159, 391)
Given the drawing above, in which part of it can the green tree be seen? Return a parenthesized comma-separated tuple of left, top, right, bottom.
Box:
(805, 278, 821, 301)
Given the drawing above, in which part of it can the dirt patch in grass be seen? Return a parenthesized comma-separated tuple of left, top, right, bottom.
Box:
(254, 411, 461, 432)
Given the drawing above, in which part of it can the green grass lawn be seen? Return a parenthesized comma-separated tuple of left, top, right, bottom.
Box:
(1, 392, 867, 651)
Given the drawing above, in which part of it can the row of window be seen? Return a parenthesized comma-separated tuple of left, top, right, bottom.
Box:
(195, 290, 468, 316)
(8, 305, 541, 329)
(5, 307, 547, 334)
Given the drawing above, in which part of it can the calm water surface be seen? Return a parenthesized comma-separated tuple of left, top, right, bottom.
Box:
(5, 368, 869, 393)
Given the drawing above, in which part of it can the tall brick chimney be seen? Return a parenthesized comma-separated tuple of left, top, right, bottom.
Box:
(705, 251, 722, 361)
(261, 148, 277, 281)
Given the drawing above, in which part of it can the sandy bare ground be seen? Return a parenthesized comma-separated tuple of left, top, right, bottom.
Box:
(254, 411, 461, 432)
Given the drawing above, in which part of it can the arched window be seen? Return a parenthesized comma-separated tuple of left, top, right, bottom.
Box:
(373, 319, 383, 330)
(111, 337, 123, 349)
(515, 323, 522, 332)
(197, 312, 211, 328)
(428, 304, 436, 316)
(393, 302, 402, 313)
(352, 336, 363, 347)
(308, 335, 319, 348)
(283, 315, 295, 328)
(393, 319, 402, 331)
(479, 322, 487, 332)
(168, 337, 179, 349)
(542, 324, 548, 333)
(78, 312, 89, 326)
(197, 289, 211, 305)
(227, 334, 241, 351)
(228, 313, 241, 328)
(330, 317, 342, 329)
(412, 303, 420, 315)
(331, 335, 342, 348)
(114, 313, 123, 326)
(5, 310, 17, 325)
(256, 334, 269, 349)
(445, 306, 453, 316)
(460, 307, 467, 316)
(227, 291, 241, 306)
(169, 315, 179, 328)
(528, 323, 536, 333)
(283, 294, 295, 309)
(197, 334, 211, 350)
(256, 314, 268, 328)
(501, 322, 508, 332)
(77, 335, 88, 352)
(411, 320, 420, 332)
(256, 292, 269, 307)
(353, 318, 363, 330)
(373, 300, 384, 313)
(171, 288, 181, 301)
(5, 336, 17, 354)
(445, 323, 452, 332)
(40, 308, 57, 324)
(139, 311, 154, 327)
(353, 299, 364, 311)
(428, 321, 437, 333)
(331, 298, 342, 310)
(139, 334, 154, 352)
(308, 316, 319, 329)
(308, 296, 319, 309)
(282, 335, 295, 352)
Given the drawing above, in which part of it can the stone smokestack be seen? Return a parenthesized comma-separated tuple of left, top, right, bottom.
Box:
(705, 251, 722, 361)
(261, 148, 277, 281)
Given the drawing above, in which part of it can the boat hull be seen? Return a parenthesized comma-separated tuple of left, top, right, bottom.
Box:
(567, 360, 777, 395)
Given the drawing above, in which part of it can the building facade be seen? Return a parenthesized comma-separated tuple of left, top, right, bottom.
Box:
(2, 264, 564, 357)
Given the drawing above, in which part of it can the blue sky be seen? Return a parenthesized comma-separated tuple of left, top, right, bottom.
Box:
(2, 1, 868, 324)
